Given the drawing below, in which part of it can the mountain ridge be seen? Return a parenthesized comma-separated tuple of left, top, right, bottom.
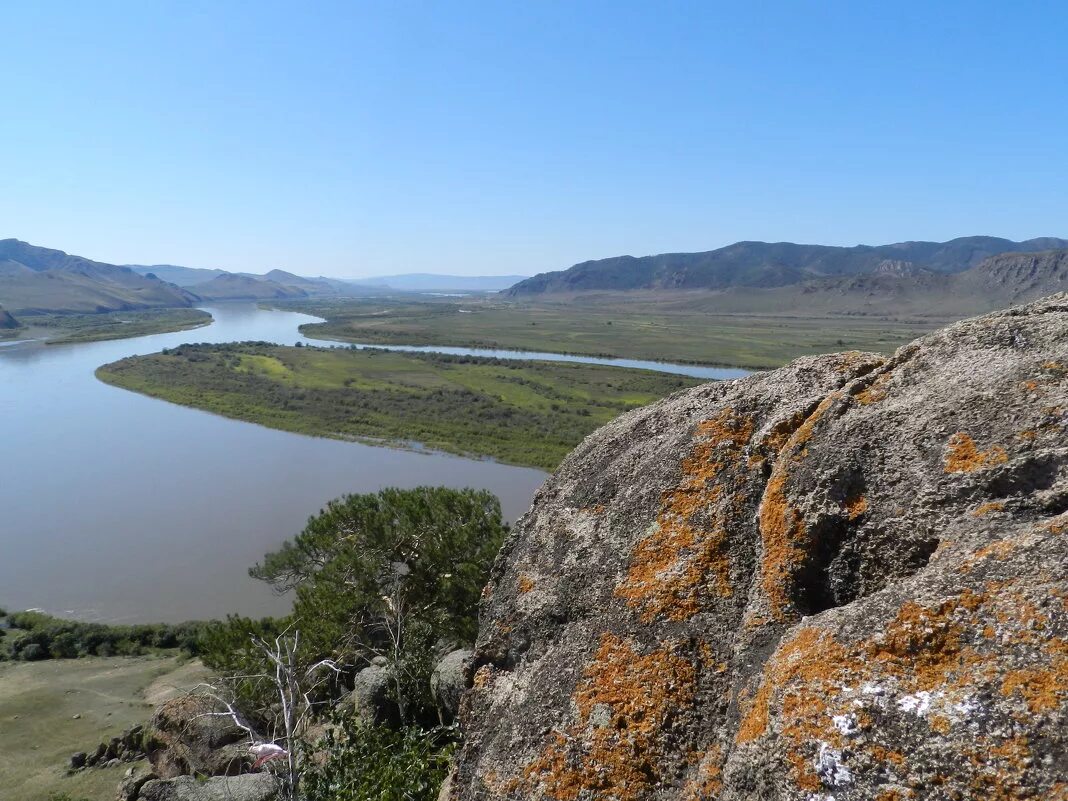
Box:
(507, 236, 1068, 295)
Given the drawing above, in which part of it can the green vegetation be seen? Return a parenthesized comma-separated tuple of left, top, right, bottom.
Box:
(301, 720, 454, 801)
(0, 655, 203, 801)
(18, 307, 212, 344)
(196, 488, 506, 800)
(97, 342, 698, 469)
(200, 487, 506, 720)
(271, 296, 940, 369)
(0, 610, 204, 661)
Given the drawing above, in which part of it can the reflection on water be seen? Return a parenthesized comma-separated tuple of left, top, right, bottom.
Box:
(0, 305, 547, 622)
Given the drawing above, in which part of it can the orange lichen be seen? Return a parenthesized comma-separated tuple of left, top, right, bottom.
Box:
(1019, 429, 1037, 442)
(735, 579, 1062, 795)
(1001, 668, 1065, 713)
(972, 502, 1006, 517)
(614, 408, 753, 622)
(960, 538, 1018, 572)
(944, 432, 1009, 473)
(472, 664, 494, 689)
(855, 372, 892, 405)
(681, 745, 723, 800)
(756, 392, 843, 621)
(833, 351, 883, 374)
(522, 634, 696, 801)
(844, 493, 868, 520)
(759, 410, 808, 456)
(517, 574, 536, 594)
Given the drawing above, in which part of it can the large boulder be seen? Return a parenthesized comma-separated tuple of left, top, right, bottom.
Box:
(451, 295, 1068, 800)
(343, 663, 397, 725)
(137, 773, 280, 801)
(431, 648, 473, 723)
(146, 695, 251, 778)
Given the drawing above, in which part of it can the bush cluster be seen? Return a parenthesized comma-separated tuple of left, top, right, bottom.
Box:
(0, 610, 203, 661)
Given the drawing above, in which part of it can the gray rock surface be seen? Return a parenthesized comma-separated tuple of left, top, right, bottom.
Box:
(137, 773, 279, 801)
(146, 695, 250, 778)
(344, 663, 395, 724)
(431, 648, 473, 723)
(451, 294, 1068, 800)
(118, 766, 157, 801)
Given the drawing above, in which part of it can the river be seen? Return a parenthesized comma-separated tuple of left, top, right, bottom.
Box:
(0, 304, 746, 622)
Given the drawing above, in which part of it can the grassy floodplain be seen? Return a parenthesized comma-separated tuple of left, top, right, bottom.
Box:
(97, 343, 701, 469)
(0, 655, 208, 801)
(270, 294, 942, 370)
(20, 307, 212, 345)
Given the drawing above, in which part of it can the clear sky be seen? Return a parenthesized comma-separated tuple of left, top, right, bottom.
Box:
(2, 2, 1066, 278)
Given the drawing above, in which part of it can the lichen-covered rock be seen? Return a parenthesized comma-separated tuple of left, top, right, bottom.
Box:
(452, 295, 1068, 800)
(137, 773, 279, 801)
(146, 695, 251, 778)
(432, 648, 474, 723)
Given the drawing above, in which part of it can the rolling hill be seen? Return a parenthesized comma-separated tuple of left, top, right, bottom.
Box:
(192, 273, 309, 301)
(624, 249, 1068, 320)
(0, 239, 199, 314)
(344, 273, 529, 292)
(507, 236, 1068, 295)
(128, 264, 227, 286)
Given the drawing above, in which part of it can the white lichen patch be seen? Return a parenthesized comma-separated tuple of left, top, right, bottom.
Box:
(831, 712, 859, 736)
(815, 742, 852, 787)
(897, 689, 941, 716)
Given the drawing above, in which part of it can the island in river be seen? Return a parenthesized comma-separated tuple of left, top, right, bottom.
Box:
(97, 342, 702, 469)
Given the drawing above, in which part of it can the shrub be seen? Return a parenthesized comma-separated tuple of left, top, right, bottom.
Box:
(20, 642, 47, 661)
(300, 721, 453, 801)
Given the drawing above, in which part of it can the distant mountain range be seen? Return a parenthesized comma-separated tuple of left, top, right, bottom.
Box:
(4, 235, 1063, 320)
(0, 239, 199, 314)
(129, 263, 526, 294)
(341, 273, 529, 292)
(0, 239, 528, 314)
(508, 236, 1068, 295)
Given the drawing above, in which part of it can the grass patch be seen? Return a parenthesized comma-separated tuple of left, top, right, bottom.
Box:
(0, 655, 207, 801)
(96, 343, 702, 469)
(19, 308, 212, 345)
(269, 295, 941, 370)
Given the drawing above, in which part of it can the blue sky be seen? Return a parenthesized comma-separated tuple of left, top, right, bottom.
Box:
(2, 2, 1065, 277)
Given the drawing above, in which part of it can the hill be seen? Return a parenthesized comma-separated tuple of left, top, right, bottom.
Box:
(508, 236, 1068, 295)
(696, 248, 1068, 320)
(0, 305, 19, 329)
(129, 264, 227, 286)
(345, 273, 529, 292)
(192, 273, 308, 301)
(0, 240, 198, 314)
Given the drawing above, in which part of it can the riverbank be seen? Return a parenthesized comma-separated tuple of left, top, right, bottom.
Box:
(96, 343, 702, 469)
(267, 296, 938, 370)
(16, 308, 213, 345)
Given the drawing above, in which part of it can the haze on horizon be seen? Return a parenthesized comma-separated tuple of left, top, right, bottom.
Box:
(2, 1, 1066, 279)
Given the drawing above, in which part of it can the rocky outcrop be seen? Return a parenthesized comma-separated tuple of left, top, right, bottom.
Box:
(71, 724, 147, 770)
(452, 295, 1068, 800)
(146, 695, 251, 778)
(343, 660, 397, 725)
(432, 648, 474, 723)
(137, 773, 279, 801)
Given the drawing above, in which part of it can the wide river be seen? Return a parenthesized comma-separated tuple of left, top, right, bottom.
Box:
(0, 304, 747, 622)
